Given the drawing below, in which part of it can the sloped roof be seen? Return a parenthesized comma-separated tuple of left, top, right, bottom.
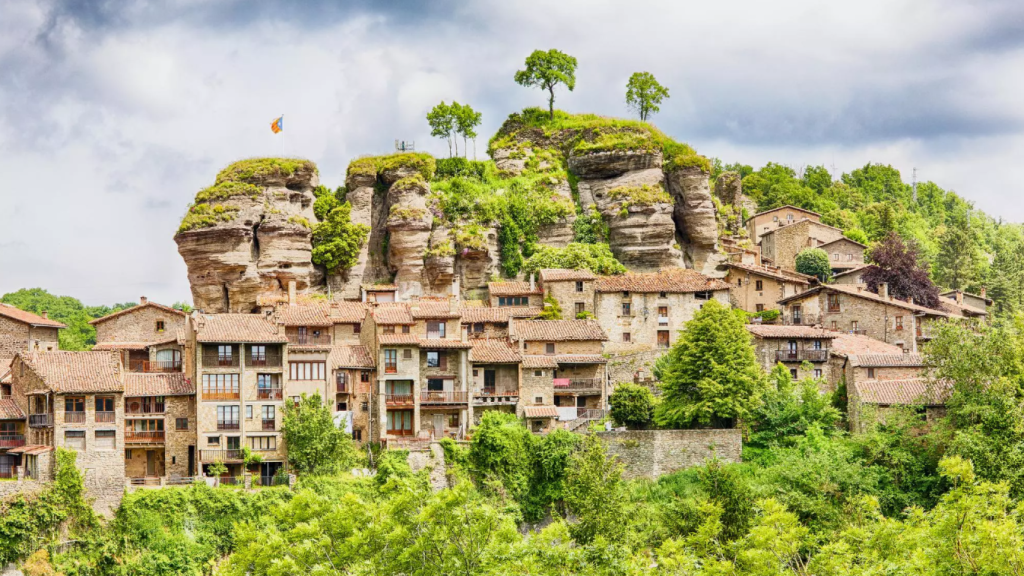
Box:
(194, 314, 287, 343)
(595, 269, 730, 294)
(938, 300, 988, 318)
(410, 299, 460, 319)
(372, 303, 415, 325)
(92, 335, 180, 351)
(419, 338, 473, 350)
(363, 284, 397, 292)
(329, 344, 375, 369)
(829, 332, 904, 358)
(0, 399, 25, 420)
(88, 300, 185, 326)
(125, 373, 194, 397)
(941, 289, 993, 305)
(746, 325, 837, 339)
(0, 303, 67, 328)
(523, 405, 558, 418)
(469, 341, 522, 364)
(275, 303, 333, 326)
(488, 281, 543, 297)
(21, 351, 123, 393)
(820, 237, 868, 250)
(378, 334, 421, 346)
(833, 265, 873, 280)
(850, 353, 925, 368)
(744, 205, 822, 224)
(539, 269, 597, 282)
(723, 262, 813, 285)
(854, 378, 951, 406)
(330, 301, 370, 323)
(522, 355, 559, 368)
(778, 284, 949, 317)
(459, 306, 542, 323)
(555, 354, 607, 364)
(512, 319, 608, 342)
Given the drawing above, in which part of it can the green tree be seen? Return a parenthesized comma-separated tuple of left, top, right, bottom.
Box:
(453, 102, 483, 159)
(625, 71, 669, 121)
(426, 101, 456, 157)
(563, 434, 627, 544)
(654, 299, 764, 428)
(934, 213, 980, 290)
(514, 49, 578, 120)
(521, 242, 626, 277)
(281, 393, 359, 476)
(1, 288, 134, 350)
(537, 292, 563, 320)
(171, 301, 193, 313)
(468, 411, 535, 504)
(608, 383, 656, 429)
(795, 247, 832, 281)
(310, 186, 370, 273)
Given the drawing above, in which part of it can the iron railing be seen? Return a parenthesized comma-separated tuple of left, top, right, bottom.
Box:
(217, 420, 240, 431)
(126, 402, 165, 415)
(201, 449, 243, 461)
(129, 359, 182, 373)
(775, 349, 829, 362)
(288, 333, 330, 346)
(246, 351, 283, 367)
(257, 388, 283, 400)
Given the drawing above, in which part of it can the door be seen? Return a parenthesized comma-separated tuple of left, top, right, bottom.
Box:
(432, 414, 445, 438)
(484, 370, 496, 394)
(576, 396, 587, 418)
(657, 330, 670, 348)
(146, 450, 157, 476)
(187, 446, 195, 477)
(787, 340, 798, 360)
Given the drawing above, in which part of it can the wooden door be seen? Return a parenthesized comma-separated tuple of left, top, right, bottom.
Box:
(146, 450, 157, 476)
(433, 414, 445, 438)
(484, 370, 496, 393)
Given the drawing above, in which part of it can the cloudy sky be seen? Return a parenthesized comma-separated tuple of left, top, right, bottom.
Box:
(2, 0, 1023, 306)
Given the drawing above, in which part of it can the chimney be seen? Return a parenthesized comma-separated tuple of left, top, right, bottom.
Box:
(288, 281, 296, 306)
(462, 325, 468, 343)
(880, 283, 889, 299)
(980, 286, 987, 299)
(140, 296, 148, 305)
(956, 291, 963, 305)
(530, 273, 536, 292)
(41, 311, 48, 319)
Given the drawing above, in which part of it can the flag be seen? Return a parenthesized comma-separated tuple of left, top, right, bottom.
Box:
(271, 115, 283, 134)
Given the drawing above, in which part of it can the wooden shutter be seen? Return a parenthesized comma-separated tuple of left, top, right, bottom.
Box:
(439, 352, 447, 370)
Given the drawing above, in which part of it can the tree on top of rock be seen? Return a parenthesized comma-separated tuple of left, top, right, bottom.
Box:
(453, 102, 482, 160)
(862, 232, 940, 308)
(514, 49, 577, 120)
(625, 72, 670, 122)
(427, 101, 457, 158)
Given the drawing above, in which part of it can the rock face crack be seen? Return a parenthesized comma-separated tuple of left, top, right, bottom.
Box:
(251, 217, 263, 262)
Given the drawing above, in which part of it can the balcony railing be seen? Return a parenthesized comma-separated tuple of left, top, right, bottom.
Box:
(775, 350, 829, 362)
(129, 359, 182, 373)
(473, 391, 519, 405)
(552, 378, 602, 391)
(385, 394, 414, 406)
(125, 430, 165, 443)
(201, 449, 243, 462)
(262, 419, 276, 431)
(126, 403, 165, 415)
(28, 414, 52, 427)
(426, 330, 445, 340)
(849, 329, 867, 336)
(577, 408, 607, 420)
(202, 354, 239, 368)
(257, 388, 283, 400)
(246, 352, 283, 368)
(0, 435, 26, 449)
(217, 420, 240, 431)
(64, 411, 86, 424)
(95, 411, 116, 423)
(384, 363, 398, 374)
(420, 391, 469, 404)
(204, 391, 240, 401)
(288, 334, 331, 346)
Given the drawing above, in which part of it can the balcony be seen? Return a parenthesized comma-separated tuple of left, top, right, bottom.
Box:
(336, 376, 350, 394)
(385, 394, 414, 406)
(261, 419, 275, 431)
(129, 359, 182, 373)
(217, 420, 240, 431)
(202, 353, 239, 368)
(775, 350, 829, 363)
(28, 414, 52, 427)
(125, 430, 165, 443)
(204, 391, 240, 401)
(426, 330, 446, 340)
(420, 391, 469, 405)
(849, 329, 867, 336)
(384, 363, 398, 374)
(64, 411, 85, 424)
(257, 388, 283, 400)
(0, 435, 26, 449)
(552, 378, 603, 392)
(126, 402, 165, 415)
(288, 334, 331, 346)
(473, 391, 519, 406)
(201, 449, 243, 462)
(246, 351, 283, 368)
(95, 411, 116, 423)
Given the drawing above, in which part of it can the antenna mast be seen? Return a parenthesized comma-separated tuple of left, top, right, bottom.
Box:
(912, 167, 917, 202)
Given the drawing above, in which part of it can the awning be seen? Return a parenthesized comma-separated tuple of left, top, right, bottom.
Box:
(523, 405, 558, 418)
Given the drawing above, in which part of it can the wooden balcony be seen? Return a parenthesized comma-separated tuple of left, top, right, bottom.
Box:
(420, 391, 469, 405)
(473, 391, 519, 406)
(0, 435, 25, 449)
(385, 394, 414, 406)
(287, 334, 331, 346)
(125, 430, 165, 443)
(200, 449, 243, 462)
(552, 378, 602, 392)
(129, 359, 182, 373)
(217, 420, 240, 431)
(261, 419, 276, 431)
(775, 349, 829, 362)
(28, 414, 52, 427)
(246, 352, 283, 368)
(64, 411, 86, 424)
(257, 388, 283, 400)
(203, 391, 240, 401)
(126, 402, 165, 415)
(95, 411, 116, 423)
(202, 354, 239, 368)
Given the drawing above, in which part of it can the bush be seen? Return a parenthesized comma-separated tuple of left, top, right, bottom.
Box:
(537, 293, 563, 320)
(521, 243, 626, 277)
(609, 383, 656, 429)
(282, 393, 360, 476)
(215, 158, 316, 184)
(795, 248, 832, 281)
(310, 186, 370, 273)
(435, 157, 491, 180)
(177, 203, 239, 233)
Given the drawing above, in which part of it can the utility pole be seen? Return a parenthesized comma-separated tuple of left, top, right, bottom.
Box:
(912, 167, 917, 202)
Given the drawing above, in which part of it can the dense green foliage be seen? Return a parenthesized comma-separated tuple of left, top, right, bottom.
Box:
(1, 288, 136, 350)
(521, 243, 627, 277)
(608, 382, 656, 429)
(537, 292, 563, 320)
(310, 185, 370, 273)
(794, 247, 832, 281)
(281, 393, 361, 475)
(215, 158, 316, 184)
(177, 202, 239, 233)
(347, 152, 436, 182)
(625, 71, 670, 121)
(514, 49, 578, 119)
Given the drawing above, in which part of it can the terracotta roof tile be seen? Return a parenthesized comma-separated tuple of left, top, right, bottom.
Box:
(469, 341, 522, 364)
(833, 265, 873, 280)
(941, 289, 993, 305)
(419, 338, 473, 350)
(329, 344, 375, 369)
(410, 300, 460, 319)
(194, 314, 288, 343)
(125, 373, 194, 397)
(850, 353, 925, 367)
(92, 336, 179, 351)
(555, 354, 607, 364)
(88, 301, 185, 326)
(539, 269, 596, 282)
(22, 351, 123, 393)
(522, 355, 559, 368)
(779, 284, 949, 317)
(372, 303, 415, 325)
(829, 333, 904, 358)
(363, 284, 397, 291)
(1, 357, 11, 384)
(378, 334, 421, 346)
(820, 237, 868, 249)
(0, 399, 24, 420)
(724, 262, 813, 284)
(512, 319, 608, 342)
(595, 269, 730, 294)
(276, 303, 333, 326)
(0, 304, 67, 328)
(8, 445, 52, 455)
(523, 405, 559, 418)
(460, 306, 542, 323)
(331, 301, 370, 323)
(488, 281, 543, 296)
(855, 378, 951, 406)
(746, 325, 837, 339)
(938, 300, 987, 318)
(743, 205, 822, 224)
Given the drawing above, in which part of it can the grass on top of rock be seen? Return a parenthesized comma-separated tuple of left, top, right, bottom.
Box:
(388, 205, 428, 221)
(347, 152, 437, 182)
(607, 183, 673, 208)
(288, 215, 311, 229)
(522, 242, 627, 277)
(215, 158, 317, 185)
(177, 203, 239, 233)
(452, 223, 490, 252)
(194, 181, 262, 204)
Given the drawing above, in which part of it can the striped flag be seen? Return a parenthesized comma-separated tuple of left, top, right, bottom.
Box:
(270, 115, 283, 134)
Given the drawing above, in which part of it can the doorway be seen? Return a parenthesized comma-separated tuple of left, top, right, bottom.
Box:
(432, 414, 445, 438)
(484, 370, 496, 394)
(146, 450, 157, 476)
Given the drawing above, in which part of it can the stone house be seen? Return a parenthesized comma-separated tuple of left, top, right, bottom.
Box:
(123, 372, 196, 481)
(593, 269, 731, 354)
(745, 324, 836, 381)
(759, 219, 845, 270)
(328, 344, 375, 443)
(0, 397, 26, 479)
(720, 236, 762, 265)
(825, 332, 905, 392)
(460, 304, 542, 340)
(89, 297, 186, 373)
(744, 205, 822, 242)
(510, 319, 608, 431)
(848, 377, 950, 433)
(722, 262, 813, 314)
(831, 265, 872, 286)
(487, 279, 544, 308)
(0, 303, 65, 360)
(538, 268, 597, 318)
(819, 238, 866, 273)
(778, 283, 949, 352)
(940, 289, 991, 314)
(468, 340, 522, 425)
(361, 284, 397, 303)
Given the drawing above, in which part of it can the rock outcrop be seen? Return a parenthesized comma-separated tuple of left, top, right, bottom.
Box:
(385, 176, 433, 300)
(174, 159, 319, 313)
(714, 171, 758, 222)
(667, 166, 726, 276)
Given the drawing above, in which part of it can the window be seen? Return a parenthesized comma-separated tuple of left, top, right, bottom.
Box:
(659, 292, 667, 298)
(575, 281, 584, 292)
(427, 321, 446, 338)
(622, 332, 631, 343)
(402, 325, 410, 334)
(64, 430, 85, 450)
(756, 303, 764, 312)
(737, 278, 743, 286)
(827, 294, 841, 312)
(403, 349, 413, 359)
(227, 437, 241, 450)
(790, 369, 798, 379)
(427, 351, 440, 367)
(175, 418, 188, 431)
(813, 340, 822, 350)
(792, 306, 802, 325)
(867, 368, 876, 378)
(473, 323, 485, 333)
(833, 253, 839, 260)
(217, 406, 240, 428)
(384, 349, 397, 373)
(203, 374, 239, 396)
(383, 325, 395, 334)
(695, 291, 713, 300)
(217, 345, 233, 363)
(534, 396, 543, 404)
(95, 396, 114, 412)
(851, 321, 859, 331)
(353, 323, 361, 334)
(361, 371, 370, 382)
(155, 320, 165, 332)
(428, 378, 444, 391)
(65, 396, 84, 412)
(545, 343, 555, 354)
(658, 306, 668, 318)
(895, 316, 904, 330)
(532, 420, 543, 433)
(386, 410, 413, 433)
(290, 396, 300, 405)
(621, 302, 631, 316)
(258, 373, 280, 390)
(289, 361, 326, 380)
(449, 413, 460, 427)
(250, 436, 277, 451)
(246, 405, 253, 419)
(352, 429, 362, 441)
(534, 370, 542, 377)
(755, 280, 763, 291)
(622, 291, 630, 297)
(95, 430, 115, 450)
(262, 405, 275, 421)
(773, 215, 779, 222)
(250, 345, 267, 363)
(830, 321, 838, 330)
(498, 296, 529, 306)
(814, 369, 823, 379)
(575, 302, 585, 315)
(207, 436, 220, 446)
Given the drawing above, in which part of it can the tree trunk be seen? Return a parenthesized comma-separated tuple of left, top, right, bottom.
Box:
(454, 132, 459, 157)
(447, 136, 452, 158)
(548, 85, 555, 119)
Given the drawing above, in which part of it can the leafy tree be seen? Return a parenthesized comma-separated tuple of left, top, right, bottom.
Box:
(696, 458, 754, 540)
(514, 49, 578, 120)
(608, 383, 656, 429)
(748, 364, 841, 448)
(536, 292, 563, 320)
(521, 242, 626, 277)
(281, 393, 359, 476)
(453, 102, 483, 159)
(794, 247, 831, 282)
(1, 288, 135, 350)
(468, 411, 535, 504)
(563, 434, 626, 544)
(171, 301, 193, 313)
(310, 185, 370, 273)
(861, 232, 941, 308)
(427, 101, 457, 157)
(654, 299, 765, 428)
(934, 212, 980, 290)
(625, 71, 670, 121)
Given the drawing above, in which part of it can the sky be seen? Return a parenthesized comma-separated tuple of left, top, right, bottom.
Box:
(2, 0, 1024, 306)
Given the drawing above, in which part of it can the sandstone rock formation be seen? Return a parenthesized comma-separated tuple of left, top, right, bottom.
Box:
(667, 166, 726, 276)
(714, 171, 758, 223)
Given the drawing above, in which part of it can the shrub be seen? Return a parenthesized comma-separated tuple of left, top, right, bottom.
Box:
(215, 158, 316, 184)
(795, 248, 832, 281)
(310, 186, 369, 273)
(522, 243, 626, 277)
(537, 293, 563, 320)
(606, 183, 673, 210)
(609, 383, 656, 429)
(177, 203, 239, 233)
(194, 181, 262, 203)
(282, 393, 360, 476)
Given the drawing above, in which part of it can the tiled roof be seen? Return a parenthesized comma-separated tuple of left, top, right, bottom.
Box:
(488, 281, 542, 297)
(744, 205, 822, 224)
(331, 301, 370, 323)
(92, 336, 180, 351)
(363, 284, 397, 291)
(512, 319, 608, 342)
(469, 341, 522, 364)
(0, 399, 25, 420)
(372, 303, 415, 325)
(88, 300, 185, 326)
(523, 405, 559, 418)
(21, 351, 123, 393)
(595, 269, 731, 294)
(329, 344, 375, 369)
(378, 334, 421, 346)
(522, 355, 559, 368)
(829, 333, 904, 358)
(724, 262, 812, 285)
(854, 378, 951, 406)
(194, 314, 288, 343)
(938, 300, 988, 318)
(833, 265, 873, 280)
(0, 304, 67, 328)
(539, 269, 596, 282)
(555, 354, 607, 364)
(419, 338, 473, 350)
(275, 303, 333, 326)
(820, 237, 868, 249)
(778, 284, 949, 317)
(746, 325, 837, 339)
(125, 373, 194, 397)
(460, 306, 541, 323)
(850, 353, 925, 368)
(1, 358, 11, 384)
(8, 445, 53, 455)
(941, 289, 993, 305)
(410, 300, 460, 319)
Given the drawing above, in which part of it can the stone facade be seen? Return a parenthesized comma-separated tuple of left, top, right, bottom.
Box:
(595, 290, 729, 354)
(722, 265, 810, 314)
(0, 315, 59, 359)
(748, 335, 833, 381)
(92, 302, 186, 345)
(821, 238, 866, 271)
(542, 279, 596, 318)
(597, 429, 742, 480)
(759, 219, 844, 270)
(745, 206, 821, 242)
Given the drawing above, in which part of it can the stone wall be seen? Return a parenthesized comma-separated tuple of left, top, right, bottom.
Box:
(605, 349, 667, 387)
(596, 290, 729, 354)
(762, 220, 844, 270)
(94, 306, 186, 345)
(0, 316, 31, 359)
(724, 270, 804, 314)
(746, 207, 821, 243)
(543, 280, 595, 318)
(596, 429, 742, 480)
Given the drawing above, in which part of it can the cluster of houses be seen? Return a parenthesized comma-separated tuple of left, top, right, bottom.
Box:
(0, 206, 988, 485)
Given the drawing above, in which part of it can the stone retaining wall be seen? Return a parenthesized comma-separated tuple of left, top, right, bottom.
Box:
(596, 429, 742, 479)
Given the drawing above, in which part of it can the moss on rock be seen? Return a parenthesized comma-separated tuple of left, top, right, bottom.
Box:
(194, 181, 262, 204)
(346, 153, 437, 182)
(177, 203, 240, 233)
(215, 158, 317, 184)
(607, 183, 673, 207)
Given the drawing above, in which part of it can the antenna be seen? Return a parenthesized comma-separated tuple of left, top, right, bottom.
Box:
(912, 167, 917, 202)
(394, 140, 415, 152)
